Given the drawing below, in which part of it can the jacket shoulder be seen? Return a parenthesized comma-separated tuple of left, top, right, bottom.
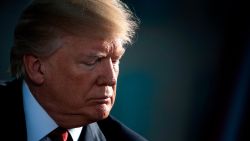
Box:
(0, 78, 27, 141)
(0, 78, 22, 92)
(97, 116, 148, 141)
(0, 79, 11, 92)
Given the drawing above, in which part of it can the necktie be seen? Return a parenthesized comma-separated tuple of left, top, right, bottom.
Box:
(48, 127, 73, 141)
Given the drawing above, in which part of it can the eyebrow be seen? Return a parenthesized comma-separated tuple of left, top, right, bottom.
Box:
(86, 52, 107, 59)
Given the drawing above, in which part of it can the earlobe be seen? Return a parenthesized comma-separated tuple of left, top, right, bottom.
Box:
(23, 55, 45, 85)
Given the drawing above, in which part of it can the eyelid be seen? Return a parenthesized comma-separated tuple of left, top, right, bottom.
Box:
(80, 57, 99, 66)
(88, 57, 102, 65)
(111, 56, 122, 65)
(83, 51, 124, 66)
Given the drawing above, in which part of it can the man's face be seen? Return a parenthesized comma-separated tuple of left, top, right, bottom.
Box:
(36, 35, 125, 128)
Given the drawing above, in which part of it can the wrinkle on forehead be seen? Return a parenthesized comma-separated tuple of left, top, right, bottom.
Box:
(60, 35, 125, 57)
(103, 38, 125, 56)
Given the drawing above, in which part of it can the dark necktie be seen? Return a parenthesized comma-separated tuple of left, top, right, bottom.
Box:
(48, 127, 73, 141)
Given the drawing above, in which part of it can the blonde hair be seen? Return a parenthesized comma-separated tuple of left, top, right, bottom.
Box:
(10, 0, 139, 78)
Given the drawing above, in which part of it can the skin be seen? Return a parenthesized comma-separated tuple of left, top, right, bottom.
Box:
(27, 35, 125, 128)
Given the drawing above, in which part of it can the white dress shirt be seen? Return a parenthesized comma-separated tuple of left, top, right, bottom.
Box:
(22, 81, 82, 141)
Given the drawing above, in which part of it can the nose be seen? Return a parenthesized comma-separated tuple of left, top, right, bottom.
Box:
(97, 58, 117, 86)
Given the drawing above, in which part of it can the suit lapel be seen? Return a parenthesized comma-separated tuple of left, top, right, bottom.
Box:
(78, 122, 106, 141)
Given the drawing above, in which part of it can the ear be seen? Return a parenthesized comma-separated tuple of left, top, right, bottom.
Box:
(23, 54, 45, 85)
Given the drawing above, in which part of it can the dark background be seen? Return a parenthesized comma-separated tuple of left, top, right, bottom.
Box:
(1, 0, 249, 141)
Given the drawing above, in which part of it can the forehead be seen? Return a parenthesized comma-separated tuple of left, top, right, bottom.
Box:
(60, 35, 125, 56)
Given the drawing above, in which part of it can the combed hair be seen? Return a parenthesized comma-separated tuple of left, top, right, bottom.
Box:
(10, 0, 139, 78)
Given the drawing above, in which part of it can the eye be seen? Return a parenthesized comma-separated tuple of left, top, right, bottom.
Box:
(111, 57, 121, 65)
(84, 58, 102, 66)
(112, 59, 118, 63)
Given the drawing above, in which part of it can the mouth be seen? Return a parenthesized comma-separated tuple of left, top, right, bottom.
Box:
(90, 97, 111, 105)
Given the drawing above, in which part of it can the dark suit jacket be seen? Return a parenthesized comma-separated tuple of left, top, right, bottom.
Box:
(0, 79, 148, 141)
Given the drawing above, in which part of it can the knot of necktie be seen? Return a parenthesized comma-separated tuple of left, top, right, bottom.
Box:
(48, 127, 73, 141)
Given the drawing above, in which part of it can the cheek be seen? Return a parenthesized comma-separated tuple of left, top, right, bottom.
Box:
(67, 74, 96, 95)
(46, 70, 96, 103)
(52, 62, 96, 87)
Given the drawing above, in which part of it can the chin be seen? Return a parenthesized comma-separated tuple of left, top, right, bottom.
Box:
(94, 104, 111, 120)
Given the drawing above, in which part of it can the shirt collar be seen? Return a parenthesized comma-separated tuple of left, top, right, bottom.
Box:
(22, 80, 82, 141)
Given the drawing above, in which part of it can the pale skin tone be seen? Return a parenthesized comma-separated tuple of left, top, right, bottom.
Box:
(24, 35, 125, 128)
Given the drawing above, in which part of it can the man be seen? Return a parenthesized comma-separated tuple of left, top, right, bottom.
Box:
(0, 0, 147, 141)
